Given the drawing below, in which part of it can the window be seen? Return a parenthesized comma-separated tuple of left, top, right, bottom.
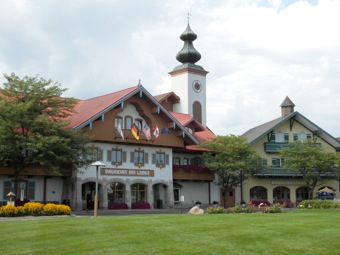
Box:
(131, 183, 147, 203)
(135, 118, 143, 131)
(131, 149, 148, 167)
(273, 186, 290, 200)
(294, 132, 312, 142)
(3, 181, 12, 200)
(271, 132, 289, 143)
(107, 182, 125, 203)
(183, 158, 188, 165)
(250, 186, 267, 200)
(296, 187, 309, 201)
(87, 146, 103, 162)
(272, 158, 285, 167)
(174, 157, 180, 165)
(125, 116, 132, 130)
(107, 148, 126, 166)
(115, 116, 123, 129)
(257, 158, 268, 166)
(27, 182, 35, 200)
(152, 151, 169, 168)
(174, 188, 180, 202)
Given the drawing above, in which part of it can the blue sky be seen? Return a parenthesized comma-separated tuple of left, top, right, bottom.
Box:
(1, 0, 339, 138)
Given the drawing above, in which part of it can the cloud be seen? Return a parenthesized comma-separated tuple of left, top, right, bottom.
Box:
(1, 0, 339, 138)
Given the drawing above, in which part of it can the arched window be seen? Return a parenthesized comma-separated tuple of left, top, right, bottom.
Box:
(115, 116, 123, 129)
(296, 186, 309, 202)
(131, 183, 147, 203)
(125, 116, 133, 130)
(250, 186, 267, 200)
(273, 186, 290, 200)
(107, 182, 125, 203)
(193, 101, 202, 123)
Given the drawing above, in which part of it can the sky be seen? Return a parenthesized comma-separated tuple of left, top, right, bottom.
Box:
(1, 0, 339, 138)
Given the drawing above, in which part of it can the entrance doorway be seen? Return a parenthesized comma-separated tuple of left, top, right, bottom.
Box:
(220, 189, 235, 207)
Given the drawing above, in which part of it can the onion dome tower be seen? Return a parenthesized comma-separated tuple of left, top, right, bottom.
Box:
(169, 23, 208, 126)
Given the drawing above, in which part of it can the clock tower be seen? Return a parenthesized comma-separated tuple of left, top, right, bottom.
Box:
(169, 23, 209, 126)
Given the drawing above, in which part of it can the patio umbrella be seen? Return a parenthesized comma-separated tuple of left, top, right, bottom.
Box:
(318, 187, 335, 193)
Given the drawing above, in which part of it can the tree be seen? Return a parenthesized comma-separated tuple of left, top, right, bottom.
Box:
(0, 73, 91, 197)
(280, 140, 338, 199)
(200, 135, 259, 207)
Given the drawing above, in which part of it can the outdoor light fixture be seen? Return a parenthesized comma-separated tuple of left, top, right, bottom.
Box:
(89, 161, 106, 217)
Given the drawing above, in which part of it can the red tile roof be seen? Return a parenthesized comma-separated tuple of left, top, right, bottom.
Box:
(69, 86, 139, 129)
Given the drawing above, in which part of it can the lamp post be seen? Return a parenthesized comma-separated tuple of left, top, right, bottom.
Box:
(90, 161, 106, 217)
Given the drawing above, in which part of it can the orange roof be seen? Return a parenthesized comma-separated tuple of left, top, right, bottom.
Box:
(69, 86, 139, 129)
(154, 92, 180, 104)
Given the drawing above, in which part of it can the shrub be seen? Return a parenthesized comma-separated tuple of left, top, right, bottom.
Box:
(17, 206, 27, 216)
(299, 200, 340, 209)
(207, 206, 225, 214)
(262, 203, 285, 213)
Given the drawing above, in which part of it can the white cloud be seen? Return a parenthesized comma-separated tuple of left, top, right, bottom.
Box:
(1, 0, 340, 138)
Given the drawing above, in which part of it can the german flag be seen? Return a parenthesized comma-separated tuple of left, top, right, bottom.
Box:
(131, 123, 140, 140)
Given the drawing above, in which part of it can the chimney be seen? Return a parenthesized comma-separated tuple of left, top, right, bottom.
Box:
(280, 96, 295, 117)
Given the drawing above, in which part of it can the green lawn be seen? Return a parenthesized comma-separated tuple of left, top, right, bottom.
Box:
(1, 210, 339, 255)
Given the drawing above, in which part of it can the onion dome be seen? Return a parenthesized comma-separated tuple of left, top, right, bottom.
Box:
(176, 24, 201, 64)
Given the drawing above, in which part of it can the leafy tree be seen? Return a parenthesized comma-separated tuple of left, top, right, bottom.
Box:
(200, 135, 259, 207)
(0, 73, 91, 197)
(280, 140, 338, 199)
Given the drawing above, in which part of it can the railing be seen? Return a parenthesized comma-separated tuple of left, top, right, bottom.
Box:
(173, 164, 212, 173)
(254, 167, 302, 176)
(264, 142, 322, 152)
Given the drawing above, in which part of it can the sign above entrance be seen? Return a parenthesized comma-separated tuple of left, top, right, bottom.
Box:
(101, 168, 154, 177)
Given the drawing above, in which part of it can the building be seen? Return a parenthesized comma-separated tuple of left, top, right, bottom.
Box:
(241, 96, 340, 206)
(0, 23, 219, 210)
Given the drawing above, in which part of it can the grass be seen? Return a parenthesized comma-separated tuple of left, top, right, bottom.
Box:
(1, 210, 340, 255)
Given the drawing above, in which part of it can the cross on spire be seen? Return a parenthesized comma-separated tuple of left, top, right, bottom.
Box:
(187, 13, 191, 24)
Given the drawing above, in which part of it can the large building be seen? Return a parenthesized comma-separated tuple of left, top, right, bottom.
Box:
(0, 23, 219, 210)
(242, 97, 340, 206)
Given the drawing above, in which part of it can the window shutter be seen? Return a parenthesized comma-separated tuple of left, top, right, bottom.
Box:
(166, 154, 169, 165)
(130, 152, 134, 163)
(122, 151, 127, 162)
(107, 150, 112, 162)
(145, 153, 149, 164)
(152, 154, 156, 164)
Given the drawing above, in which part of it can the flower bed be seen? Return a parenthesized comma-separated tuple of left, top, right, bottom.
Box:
(131, 202, 151, 209)
(248, 200, 270, 207)
(0, 202, 71, 217)
(108, 202, 129, 210)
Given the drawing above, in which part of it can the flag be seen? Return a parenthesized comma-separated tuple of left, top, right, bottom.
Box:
(142, 124, 151, 141)
(161, 126, 171, 134)
(131, 123, 139, 140)
(152, 125, 159, 139)
(117, 122, 124, 140)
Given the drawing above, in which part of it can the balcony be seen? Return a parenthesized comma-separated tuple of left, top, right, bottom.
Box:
(254, 167, 302, 177)
(264, 142, 321, 153)
(173, 165, 214, 181)
(264, 142, 289, 153)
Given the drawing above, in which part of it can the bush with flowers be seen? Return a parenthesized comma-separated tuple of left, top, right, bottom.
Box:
(207, 206, 226, 214)
(299, 200, 340, 209)
(0, 202, 71, 217)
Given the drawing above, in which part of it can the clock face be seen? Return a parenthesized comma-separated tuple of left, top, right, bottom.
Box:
(192, 80, 202, 93)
